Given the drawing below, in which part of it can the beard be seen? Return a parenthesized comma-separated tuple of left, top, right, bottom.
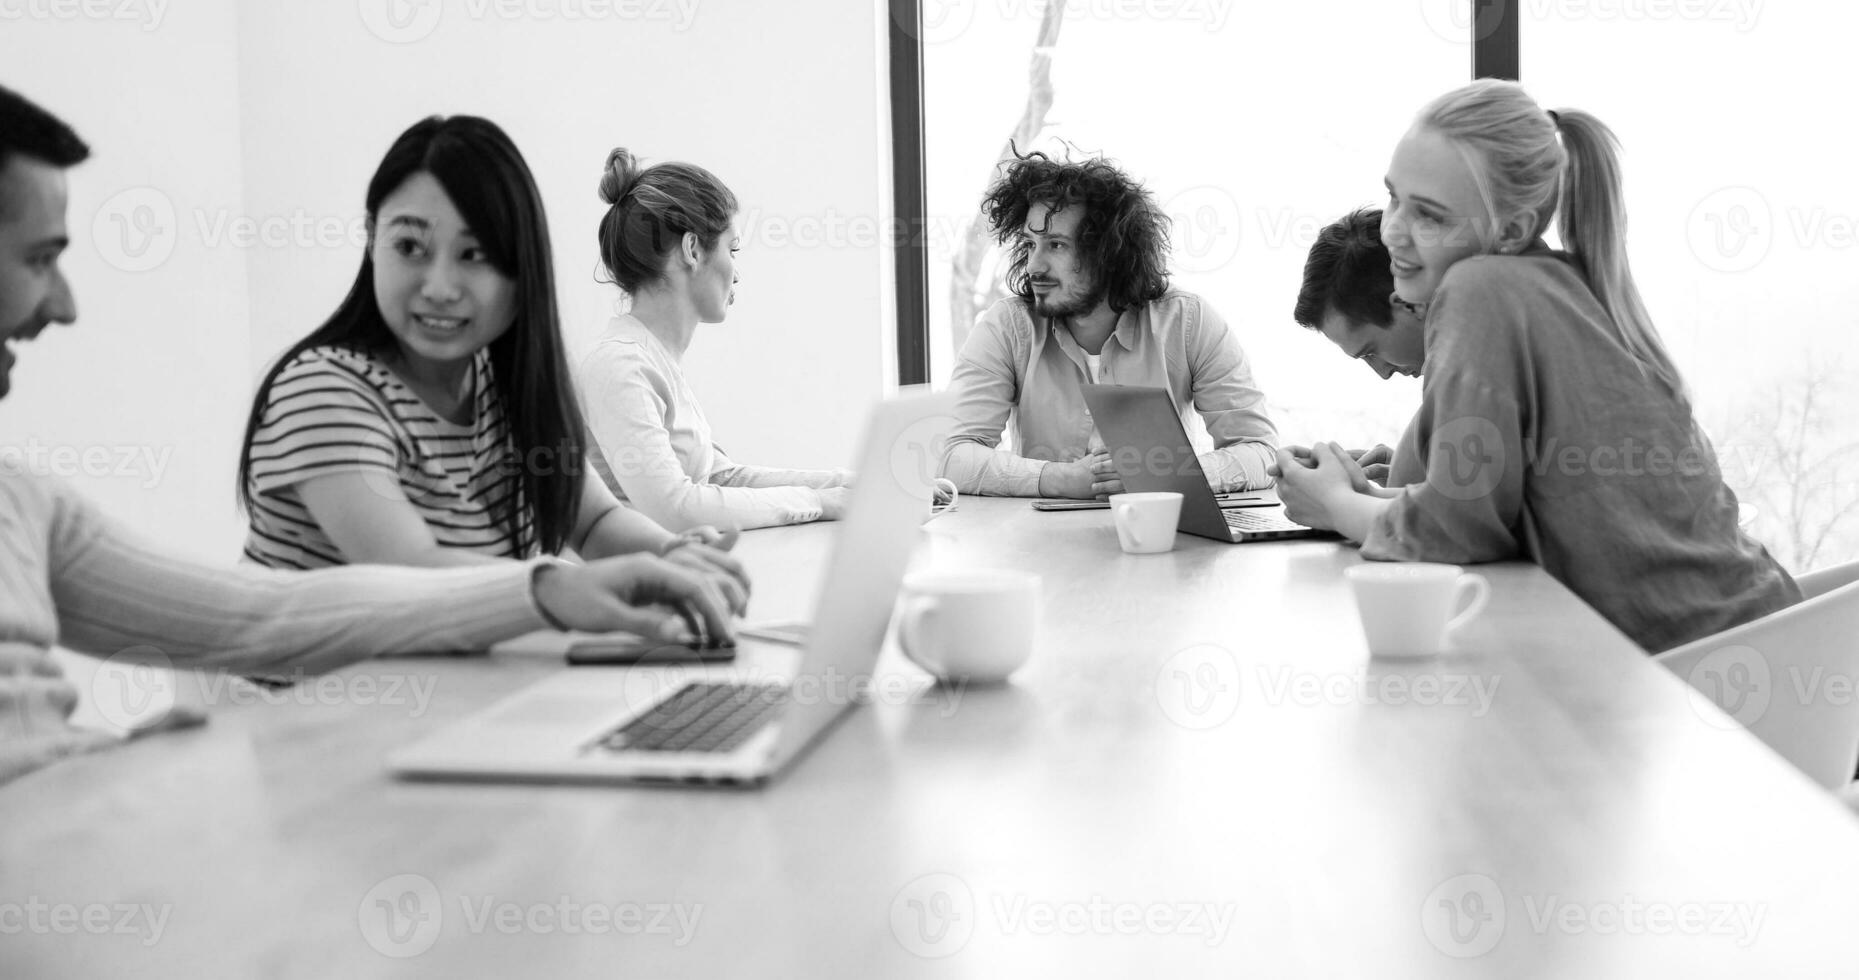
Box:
(1031, 279, 1106, 320)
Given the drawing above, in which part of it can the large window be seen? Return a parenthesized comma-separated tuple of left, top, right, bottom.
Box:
(900, 1, 1858, 572)
(919, 2, 1465, 454)
(1523, 5, 1859, 571)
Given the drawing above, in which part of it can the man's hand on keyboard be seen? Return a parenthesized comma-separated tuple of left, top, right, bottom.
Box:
(535, 555, 739, 649)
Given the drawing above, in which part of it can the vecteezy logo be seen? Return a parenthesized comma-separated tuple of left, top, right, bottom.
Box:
(91, 187, 177, 273)
(1427, 415, 1505, 502)
(1683, 643, 1771, 729)
(1418, 0, 1507, 44)
(1420, 873, 1505, 958)
(358, 873, 443, 957)
(889, 872, 975, 958)
(1155, 644, 1242, 730)
(907, 0, 975, 45)
(1164, 186, 1241, 275)
(886, 413, 958, 499)
(1686, 186, 1772, 274)
(88, 645, 177, 731)
(358, 0, 443, 43)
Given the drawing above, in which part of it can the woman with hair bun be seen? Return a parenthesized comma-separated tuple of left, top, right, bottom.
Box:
(1273, 79, 1798, 653)
(579, 148, 851, 532)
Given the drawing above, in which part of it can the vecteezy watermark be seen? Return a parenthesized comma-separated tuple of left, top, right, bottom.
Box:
(1426, 415, 1509, 502)
(194, 670, 439, 715)
(906, 0, 1235, 45)
(0, 0, 170, 31)
(1113, 431, 1711, 499)
(1248, 665, 1500, 715)
(1164, 186, 1241, 275)
(357, 0, 444, 42)
(1153, 645, 1500, 730)
(91, 186, 371, 273)
(1409, 421, 1736, 504)
(1526, 436, 1714, 481)
(1155, 643, 1243, 731)
(737, 208, 965, 254)
(1676, 642, 1859, 732)
(1421, 0, 1764, 44)
(87, 647, 442, 732)
(886, 412, 960, 500)
(91, 187, 177, 273)
(1421, 873, 1507, 957)
(1686, 186, 1772, 274)
(1678, 643, 1769, 729)
(888, 872, 1236, 958)
(357, 874, 702, 957)
(358, 0, 700, 44)
(0, 897, 172, 948)
(86, 646, 179, 732)
(1687, 186, 1859, 273)
(0, 438, 173, 490)
(1421, 873, 1767, 957)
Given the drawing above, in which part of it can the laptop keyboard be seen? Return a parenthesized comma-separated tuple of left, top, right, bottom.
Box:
(1223, 509, 1306, 532)
(592, 682, 789, 754)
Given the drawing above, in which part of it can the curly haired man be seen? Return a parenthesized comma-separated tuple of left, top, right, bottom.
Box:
(941, 152, 1279, 499)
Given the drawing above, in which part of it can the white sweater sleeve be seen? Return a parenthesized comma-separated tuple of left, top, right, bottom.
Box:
(26, 474, 550, 675)
(579, 342, 828, 531)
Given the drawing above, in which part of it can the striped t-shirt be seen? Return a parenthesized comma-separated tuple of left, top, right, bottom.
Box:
(242, 345, 534, 569)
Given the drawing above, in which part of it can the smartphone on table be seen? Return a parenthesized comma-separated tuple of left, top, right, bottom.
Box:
(566, 637, 738, 666)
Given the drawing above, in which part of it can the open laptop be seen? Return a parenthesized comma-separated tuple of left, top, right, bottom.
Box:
(390, 391, 955, 787)
(1080, 384, 1335, 544)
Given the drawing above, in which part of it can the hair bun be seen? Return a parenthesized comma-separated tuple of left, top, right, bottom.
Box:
(598, 147, 641, 206)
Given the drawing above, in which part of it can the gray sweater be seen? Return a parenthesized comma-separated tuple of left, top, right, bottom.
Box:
(1363, 251, 1799, 653)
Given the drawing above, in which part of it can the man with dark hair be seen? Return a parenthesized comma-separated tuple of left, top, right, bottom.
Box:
(1292, 207, 1425, 381)
(0, 84, 90, 400)
(941, 152, 1278, 499)
(0, 84, 739, 782)
(1279, 207, 1423, 485)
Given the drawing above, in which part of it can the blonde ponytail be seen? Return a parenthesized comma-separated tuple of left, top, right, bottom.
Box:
(1418, 79, 1687, 401)
(1551, 108, 1686, 401)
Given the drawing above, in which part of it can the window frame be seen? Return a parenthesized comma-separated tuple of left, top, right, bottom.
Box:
(886, 0, 1510, 385)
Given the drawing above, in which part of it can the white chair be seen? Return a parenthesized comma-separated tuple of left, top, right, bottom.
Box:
(1656, 576, 1859, 791)
(1798, 559, 1859, 600)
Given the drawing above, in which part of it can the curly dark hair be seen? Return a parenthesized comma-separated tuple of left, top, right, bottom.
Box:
(980, 150, 1171, 314)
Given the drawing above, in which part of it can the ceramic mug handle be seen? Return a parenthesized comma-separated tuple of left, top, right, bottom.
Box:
(898, 595, 943, 672)
(1446, 573, 1490, 633)
(1115, 503, 1143, 550)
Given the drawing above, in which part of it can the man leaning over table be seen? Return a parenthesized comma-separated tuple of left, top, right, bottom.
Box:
(0, 84, 737, 784)
(940, 151, 1279, 499)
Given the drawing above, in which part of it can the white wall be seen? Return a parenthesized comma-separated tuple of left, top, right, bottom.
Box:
(0, 0, 254, 562)
(235, 0, 891, 473)
(2, 0, 893, 565)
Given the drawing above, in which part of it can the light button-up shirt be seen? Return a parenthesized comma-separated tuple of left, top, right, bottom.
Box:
(942, 291, 1278, 495)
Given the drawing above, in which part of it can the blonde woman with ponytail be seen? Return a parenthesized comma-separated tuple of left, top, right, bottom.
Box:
(578, 149, 852, 533)
(1274, 79, 1798, 653)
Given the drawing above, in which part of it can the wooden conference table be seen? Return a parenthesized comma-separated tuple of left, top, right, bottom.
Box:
(5, 498, 1859, 978)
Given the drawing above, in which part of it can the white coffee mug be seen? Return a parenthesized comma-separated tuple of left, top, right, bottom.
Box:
(1109, 491, 1183, 555)
(1344, 562, 1490, 658)
(896, 568, 1039, 684)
